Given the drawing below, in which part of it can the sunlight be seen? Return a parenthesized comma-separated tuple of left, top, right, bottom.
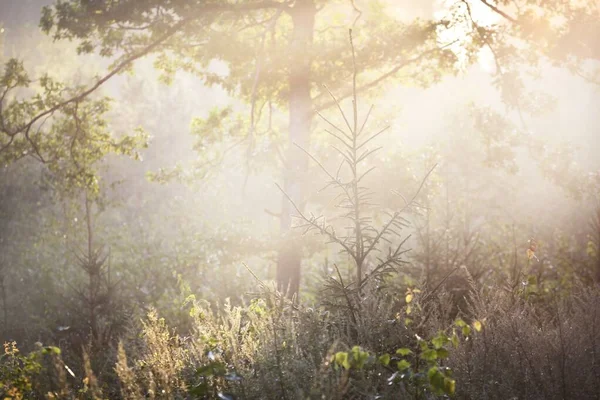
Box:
(435, 0, 500, 73)
(2, 1, 600, 398)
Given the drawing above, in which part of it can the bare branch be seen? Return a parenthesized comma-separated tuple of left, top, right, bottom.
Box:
(334, 263, 358, 324)
(479, 0, 518, 23)
(349, 0, 363, 28)
(323, 84, 354, 135)
(275, 182, 356, 259)
(314, 41, 458, 113)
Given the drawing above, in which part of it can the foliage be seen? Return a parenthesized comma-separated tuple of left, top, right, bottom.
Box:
(8, 0, 595, 296)
(0, 56, 147, 195)
(0, 1, 600, 400)
(0, 342, 62, 399)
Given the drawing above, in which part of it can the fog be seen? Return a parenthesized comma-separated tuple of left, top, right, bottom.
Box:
(1, 1, 599, 398)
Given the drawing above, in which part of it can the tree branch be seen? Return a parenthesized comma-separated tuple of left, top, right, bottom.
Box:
(6, 1, 291, 156)
(479, 0, 518, 24)
(313, 41, 457, 113)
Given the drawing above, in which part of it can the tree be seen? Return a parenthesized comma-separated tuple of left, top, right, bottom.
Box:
(1, 0, 598, 297)
(32, 0, 457, 297)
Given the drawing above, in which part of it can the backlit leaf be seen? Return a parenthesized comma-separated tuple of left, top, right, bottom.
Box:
(396, 348, 412, 356)
(397, 359, 411, 370)
(378, 353, 390, 366)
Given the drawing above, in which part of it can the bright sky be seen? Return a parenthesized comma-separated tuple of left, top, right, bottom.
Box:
(434, 0, 501, 73)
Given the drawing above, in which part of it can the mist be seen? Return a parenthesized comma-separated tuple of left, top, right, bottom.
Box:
(1, 0, 599, 398)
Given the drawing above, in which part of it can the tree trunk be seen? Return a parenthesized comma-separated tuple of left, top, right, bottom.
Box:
(596, 206, 600, 284)
(0, 270, 7, 334)
(277, 0, 315, 298)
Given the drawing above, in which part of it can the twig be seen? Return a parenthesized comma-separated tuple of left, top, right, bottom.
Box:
(334, 263, 358, 325)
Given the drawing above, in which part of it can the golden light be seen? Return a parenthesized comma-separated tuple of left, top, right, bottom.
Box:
(435, 0, 500, 73)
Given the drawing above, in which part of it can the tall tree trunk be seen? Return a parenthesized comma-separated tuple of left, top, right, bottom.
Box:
(595, 206, 600, 284)
(85, 193, 98, 345)
(0, 270, 7, 334)
(277, 0, 315, 298)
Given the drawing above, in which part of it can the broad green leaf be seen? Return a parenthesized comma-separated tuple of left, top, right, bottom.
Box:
(396, 348, 412, 356)
(378, 353, 390, 366)
(432, 332, 448, 349)
(428, 366, 445, 393)
(397, 359, 411, 370)
(436, 348, 449, 359)
(421, 349, 437, 361)
(334, 352, 350, 370)
(351, 346, 369, 369)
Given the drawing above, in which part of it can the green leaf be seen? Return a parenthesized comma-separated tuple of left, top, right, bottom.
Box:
(428, 366, 445, 393)
(335, 352, 350, 370)
(378, 353, 391, 366)
(436, 348, 449, 359)
(46, 346, 61, 355)
(445, 377, 456, 395)
(462, 325, 471, 336)
(397, 359, 411, 370)
(396, 348, 413, 356)
(351, 346, 370, 369)
(473, 320, 482, 332)
(421, 349, 438, 361)
(455, 319, 467, 327)
(451, 330, 459, 348)
(196, 364, 214, 377)
(432, 332, 448, 349)
(428, 366, 440, 381)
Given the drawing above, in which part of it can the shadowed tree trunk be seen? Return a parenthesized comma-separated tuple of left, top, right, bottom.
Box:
(595, 206, 600, 284)
(277, 0, 315, 298)
(0, 268, 7, 334)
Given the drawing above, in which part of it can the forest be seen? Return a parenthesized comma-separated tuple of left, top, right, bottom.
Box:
(0, 0, 599, 399)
